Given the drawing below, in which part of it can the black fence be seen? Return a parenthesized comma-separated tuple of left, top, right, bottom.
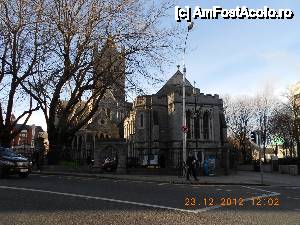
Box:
(126, 154, 166, 168)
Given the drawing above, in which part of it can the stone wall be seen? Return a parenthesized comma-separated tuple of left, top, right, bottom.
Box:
(93, 139, 127, 173)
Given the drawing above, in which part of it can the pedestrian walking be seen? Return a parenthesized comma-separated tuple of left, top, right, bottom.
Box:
(186, 152, 198, 181)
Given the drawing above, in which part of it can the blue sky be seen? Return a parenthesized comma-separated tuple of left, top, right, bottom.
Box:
(152, 0, 300, 98)
(25, 0, 300, 129)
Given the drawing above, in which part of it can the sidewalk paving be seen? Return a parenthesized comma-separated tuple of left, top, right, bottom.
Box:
(32, 169, 300, 187)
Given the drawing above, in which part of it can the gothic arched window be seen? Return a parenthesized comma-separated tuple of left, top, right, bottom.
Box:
(139, 113, 144, 128)
(186, 110, 192, 139)
(203, 111, 210, 140)
(194, 113, 200, 139)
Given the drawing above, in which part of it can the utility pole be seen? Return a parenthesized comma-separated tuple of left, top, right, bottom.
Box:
(182, 22, 194, 166)
(258, 116, 264, 185)
(182, 65, 187, 163)
(194, 81, 198, 153)
(148, 97, 152, 166)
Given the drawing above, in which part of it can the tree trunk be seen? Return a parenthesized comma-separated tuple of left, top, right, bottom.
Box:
(47, 125, 63, 164)
(0, 127, 13, 148)
(0, 135, 11, 148)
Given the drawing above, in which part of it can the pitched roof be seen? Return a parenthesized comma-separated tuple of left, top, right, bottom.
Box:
(156, 70, 193, 96)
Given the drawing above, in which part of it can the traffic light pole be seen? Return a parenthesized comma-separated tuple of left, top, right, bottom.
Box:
(258, 132, 264, 185)
(251, 131, 264, 185)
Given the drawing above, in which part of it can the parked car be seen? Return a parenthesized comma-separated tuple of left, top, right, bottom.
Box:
(0, 147, 32, 178)
(102, 157, 118, 172)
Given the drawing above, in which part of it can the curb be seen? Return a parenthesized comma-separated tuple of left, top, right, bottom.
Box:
(31, 171, 268, 186)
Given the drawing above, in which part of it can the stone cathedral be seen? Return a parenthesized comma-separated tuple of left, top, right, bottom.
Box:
(124, 68, 228, 171)
(70, 38, 228, 172)
(72, 38, 131, 164)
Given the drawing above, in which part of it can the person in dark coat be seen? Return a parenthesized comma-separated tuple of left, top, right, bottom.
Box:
(34, 137, 45, 171)
(33, 149, 41, 171)
(186, 152, 198, 181)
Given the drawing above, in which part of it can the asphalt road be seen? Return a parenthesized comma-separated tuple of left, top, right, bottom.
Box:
(0, 174, 300, 225)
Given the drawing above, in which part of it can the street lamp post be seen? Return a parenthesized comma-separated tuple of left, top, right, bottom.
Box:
(148, 99, 152, 166)
(182, 22, 194, 165)
(194, 81, 198, 153)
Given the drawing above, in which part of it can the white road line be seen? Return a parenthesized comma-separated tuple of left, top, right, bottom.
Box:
(286, 187, 300, 190)
(31, 174, 54, 177)
(287, 196, 300, 200)
(131, 181, 143, 183)
(216, 188, 223, 191)
(0, 185, 196, 214)
(241, 186, 279, 194)
(0, 185, 282, 214)
(157, 183, 168, 186)
(80, 178, 96, 181)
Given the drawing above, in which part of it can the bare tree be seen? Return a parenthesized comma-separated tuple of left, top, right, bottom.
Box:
(254, 88, 277, 162)
(288, 89, 300, 159)
(269, 104, 295, 157)
(19, 0, 179, 156)
(268, 86, 300, 159)
(224, 96, 255, 163)
(0, 0, 46, 147)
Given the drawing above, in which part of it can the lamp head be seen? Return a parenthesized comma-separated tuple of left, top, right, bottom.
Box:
(188, 22, 194, 31)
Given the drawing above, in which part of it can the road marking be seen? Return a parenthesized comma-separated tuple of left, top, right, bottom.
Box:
(0, 185, 197, 214)
(225, 189, 232, 192)
(31, 174, 54, 177)
(80, 178, 96, 181)
(241, 186, 279, 194)
(157, 183, 168, 186)
(293, 209, 300, 212)
(0, 185, 281, 214)
(131, 181, 143, 183)
(287, 196, 300, 200)
(286, 187, 300, 190)
(216, 188, 223, 191)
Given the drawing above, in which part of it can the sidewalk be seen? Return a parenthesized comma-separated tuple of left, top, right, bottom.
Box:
(32, 169, 300, 187)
